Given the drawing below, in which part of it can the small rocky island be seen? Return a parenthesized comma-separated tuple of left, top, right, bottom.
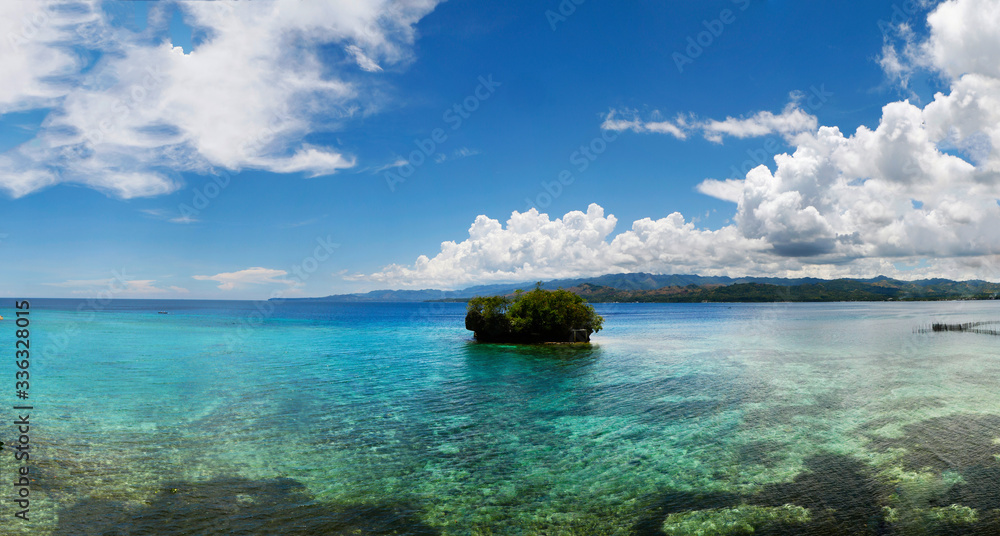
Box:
(465, 285, 604, 343)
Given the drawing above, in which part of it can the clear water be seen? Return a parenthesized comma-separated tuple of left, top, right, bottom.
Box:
(4, 299, 1000, 534)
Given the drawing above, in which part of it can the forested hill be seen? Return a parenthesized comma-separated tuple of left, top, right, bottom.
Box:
(565, 279, 1000, 303)
(280, 273, 1000, 302)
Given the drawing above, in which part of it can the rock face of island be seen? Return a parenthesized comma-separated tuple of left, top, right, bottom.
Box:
(465, 285, 604, 343)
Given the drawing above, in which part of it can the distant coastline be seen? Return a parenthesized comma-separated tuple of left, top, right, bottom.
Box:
(277, 273, 1000, 303)
(436, 281, 1000, 303)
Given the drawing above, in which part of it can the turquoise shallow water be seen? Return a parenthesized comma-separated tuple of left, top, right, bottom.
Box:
(3, 299, 1000, 534)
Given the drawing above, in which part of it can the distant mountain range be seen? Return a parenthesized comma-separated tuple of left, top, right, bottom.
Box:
(277, 273, 1000, 303)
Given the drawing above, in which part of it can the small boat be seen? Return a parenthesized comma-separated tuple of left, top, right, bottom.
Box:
(157, 311, 169, 315)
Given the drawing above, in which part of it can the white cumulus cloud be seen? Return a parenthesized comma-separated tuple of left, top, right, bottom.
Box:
(360, 204, 782, 288)
(361, 204, 620, 287)
(922, 0, 1000, 79)
(366, 0, 1000, 287)
(0, 0, 441, 199)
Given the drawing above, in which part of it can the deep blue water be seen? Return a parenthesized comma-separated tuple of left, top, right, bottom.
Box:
(2, 299, 1000, 534)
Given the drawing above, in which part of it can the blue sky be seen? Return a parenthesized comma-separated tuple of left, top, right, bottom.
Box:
(2, 0, 999, 299)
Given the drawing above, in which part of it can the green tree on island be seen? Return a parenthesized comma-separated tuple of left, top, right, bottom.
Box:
(465, 284, 604, 343)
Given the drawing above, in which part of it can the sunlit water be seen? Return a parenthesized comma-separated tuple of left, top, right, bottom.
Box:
(3, 299, 1000, 534)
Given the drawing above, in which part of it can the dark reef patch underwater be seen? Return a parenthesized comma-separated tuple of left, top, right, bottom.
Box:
(633, 453, 889, 536)
(635, 415, 1000, 536)
(54, 477, 439, 536)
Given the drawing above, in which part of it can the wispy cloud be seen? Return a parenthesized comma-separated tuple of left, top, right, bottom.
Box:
(140, 208, 199, 224)
(278, 215, 329, 229)
(373, 159, 409, 173)
(602, 95, 816, 143)
(193, 267, 298, 290)
(346, 44, 383, 72)
(453, 147, 480, 158)
(45, 278, 188, 295)
(601, 109, 689, 139)
(434, 147, 481, 164)
(700, 101, 818, 143)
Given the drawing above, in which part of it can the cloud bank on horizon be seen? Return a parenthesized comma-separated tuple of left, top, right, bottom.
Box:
(360, 0, 1000, 289)
(0, 0, 441, 199)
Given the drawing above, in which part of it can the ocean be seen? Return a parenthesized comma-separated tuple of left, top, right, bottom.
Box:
(3, 298, 1000, 534)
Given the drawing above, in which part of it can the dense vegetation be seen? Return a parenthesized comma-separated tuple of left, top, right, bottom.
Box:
(465, 285, 604, 343)
(566, 279, 1000, 303)
(289, 273, 1000, 303)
